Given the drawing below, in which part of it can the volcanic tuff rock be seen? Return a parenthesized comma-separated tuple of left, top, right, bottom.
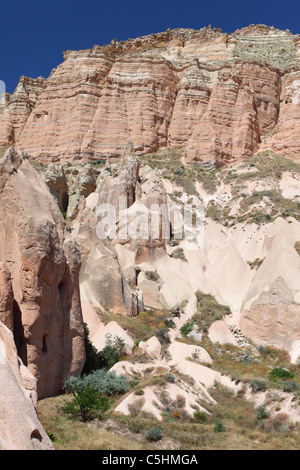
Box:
(72, 158, 146, 316)
(0, 76, 44, 146)
(69, 144, 300, 364)
(0, 321, 54, 450)
(0, 147, 85, 398)
(1, 25, 300, 165)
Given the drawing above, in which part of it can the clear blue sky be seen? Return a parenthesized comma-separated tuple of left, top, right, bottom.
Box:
(1, 0, 300, 93)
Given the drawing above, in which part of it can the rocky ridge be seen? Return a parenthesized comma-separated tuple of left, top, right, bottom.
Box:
(1, 25, 300, 165)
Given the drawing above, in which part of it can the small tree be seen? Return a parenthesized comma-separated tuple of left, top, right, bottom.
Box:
(62, 386, 109, 422)
(82, 323, 103, 375)
(100, 333, 126, 369)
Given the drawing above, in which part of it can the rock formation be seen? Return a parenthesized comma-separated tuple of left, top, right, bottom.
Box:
(0, 76, 44, 146)
(0, 147, 85, 398)
(0, 320, 54, 449)
(1, 24, 300, 449)
(0, 25, 299, 166)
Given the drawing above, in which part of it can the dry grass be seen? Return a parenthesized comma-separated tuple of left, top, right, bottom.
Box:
(38, 382, 300, 450)
(0, 146, 10, 158)
(96, 307, 171, 345)
(38, 395, 146, 450)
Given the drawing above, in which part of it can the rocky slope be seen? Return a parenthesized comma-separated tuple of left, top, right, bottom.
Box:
(1, 25, 300, 166)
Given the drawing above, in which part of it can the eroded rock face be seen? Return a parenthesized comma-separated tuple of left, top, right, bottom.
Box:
(73, 173, 145, 316)
(265, 69, 300, 162)
(0, 321, 54, 450)
(0, 25, 297, 167)
(0, 76, 44, 146)
(0, 147, 85, 398)
(0, 262, 14, 331)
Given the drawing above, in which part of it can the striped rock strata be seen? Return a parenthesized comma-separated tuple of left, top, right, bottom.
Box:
(1, 25, 300, 165)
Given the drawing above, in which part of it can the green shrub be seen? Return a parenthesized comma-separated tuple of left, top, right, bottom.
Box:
(155, 328, 170, 344)
(171, 248, 187, 261)
(249, 379, 268, 394)
(193, 410, 208, 423)
(46, 431, 57, 442)
(214, 419, 226, 433)
(146, 427, 163, 441)
(145, 271, 160, 282)
(256, 405, 270, 421)
(282, 380, 299, 393)
(99, 333, 126, 369)
(61, 386, 109, 422)
(269, 367, 295, 381)
(164, 373, 176, 383)
(82, 323, 103, 375)
(180, 322, 194, 336)
(163, 317, 176, 329)
(82, 326, 125, 373)
(63, 369, 129, 396)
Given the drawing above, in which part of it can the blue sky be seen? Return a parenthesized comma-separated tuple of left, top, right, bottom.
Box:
(1, 0, 300, 93)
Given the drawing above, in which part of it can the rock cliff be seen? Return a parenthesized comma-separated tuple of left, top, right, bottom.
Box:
(0, 147, 85, 398)
(1, 25, 300, 165)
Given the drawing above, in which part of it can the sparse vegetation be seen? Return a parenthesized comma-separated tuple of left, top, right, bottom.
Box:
(170, 247, 187, 261)
(145, 427, 163, 442)
(180, 292, 231, 337)
(247, 257, 265, 270)
(256, 404, 270, 422)
(250, 379, 268, 394)
(140, 148, 220, 196)
(96, 307, 174, 349)
(0, 146, 10, 158)
(145, 271, 160, 282)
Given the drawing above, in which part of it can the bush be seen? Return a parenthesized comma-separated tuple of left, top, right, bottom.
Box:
(82, 327, 125, 373)
(193, 291, 231, 332)
(145, 271, 160, 282)
(61, 386, 109, 422)
(163, 317, 176, 329)
(249, 379, 267, 394)
(82, 323, 103, 375)
(272, 413, 290, 431)
(170, 248, 187, 261)
(269, 367, 295, 381)
(99, 333, 126, 369)
(180, 322, 194, 336)
(214, 419, 226, 433)
(256, 405, 270, 421)
(164, 373, 176, 383)
(146, 427, 163, 442)
(155, 328, 170, 344)
(282, 380, 299, 393)
(63, 369, 129, 396)
(193, 410, 208, 423)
